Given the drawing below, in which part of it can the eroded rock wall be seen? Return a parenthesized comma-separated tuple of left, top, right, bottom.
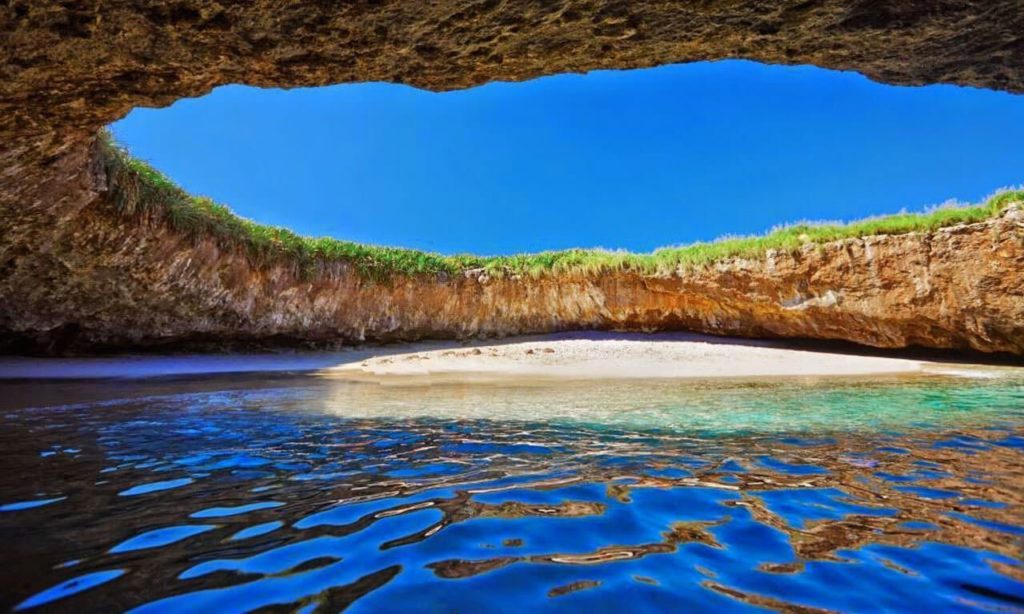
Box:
(1, 140, 1022, 354)
(1, 1, 1023, 354)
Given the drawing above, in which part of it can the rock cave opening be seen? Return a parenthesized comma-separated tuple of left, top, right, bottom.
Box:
(2, 2, 1022, 354)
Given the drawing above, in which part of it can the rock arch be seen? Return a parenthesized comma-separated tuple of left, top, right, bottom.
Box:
(1, 1, 1022, 354)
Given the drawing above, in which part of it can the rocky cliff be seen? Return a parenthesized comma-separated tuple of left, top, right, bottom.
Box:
(1, 136, 1021, 355)
(1, 1, 1022, 354)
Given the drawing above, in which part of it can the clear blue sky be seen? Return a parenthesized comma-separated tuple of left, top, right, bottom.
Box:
(110, 60, 1024, 255)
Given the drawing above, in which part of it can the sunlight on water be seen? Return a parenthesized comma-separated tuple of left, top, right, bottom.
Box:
(306, 375, 1024, 434)
(0, 374, 1021, 611)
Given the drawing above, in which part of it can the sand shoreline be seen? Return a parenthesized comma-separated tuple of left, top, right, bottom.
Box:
(0, 331, 1014, 381)
(322, 333, 924, 382)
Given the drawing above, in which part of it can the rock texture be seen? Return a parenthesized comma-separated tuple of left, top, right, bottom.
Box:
(4, 0, 1024, 141)
(1, 1, 1023, 354)
(1, 136, 1022, 355)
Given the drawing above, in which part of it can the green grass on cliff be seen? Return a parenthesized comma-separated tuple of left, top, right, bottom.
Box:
(99, 133, 1023, 282)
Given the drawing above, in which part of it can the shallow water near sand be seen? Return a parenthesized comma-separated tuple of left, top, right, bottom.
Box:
(0, 373, 1022, 612)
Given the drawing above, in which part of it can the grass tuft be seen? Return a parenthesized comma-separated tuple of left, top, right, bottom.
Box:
(98, 131, 1023, 282)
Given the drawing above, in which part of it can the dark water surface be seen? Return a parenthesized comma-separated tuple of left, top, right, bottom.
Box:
(0, 374, 1022, 612)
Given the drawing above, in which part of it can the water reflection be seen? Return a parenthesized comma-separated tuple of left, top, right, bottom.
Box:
(0, 375, 1021, 611)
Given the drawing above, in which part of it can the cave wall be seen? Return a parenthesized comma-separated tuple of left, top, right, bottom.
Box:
(1, 1, 1022, 354)
(4, 0, 1022, 144)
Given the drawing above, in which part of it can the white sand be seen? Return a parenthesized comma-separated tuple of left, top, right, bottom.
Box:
(330, 332, 1017, 382)
(322, 331, 932, 382)
(0, 331, 1012, 381)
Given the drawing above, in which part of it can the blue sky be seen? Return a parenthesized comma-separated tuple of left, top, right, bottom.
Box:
(111, 60, 1024, 255)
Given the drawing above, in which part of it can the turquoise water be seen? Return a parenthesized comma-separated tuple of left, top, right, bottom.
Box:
(0, 374, 1022, 611)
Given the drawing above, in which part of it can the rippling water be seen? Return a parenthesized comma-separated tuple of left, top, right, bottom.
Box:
(1, 374, 1022, 612)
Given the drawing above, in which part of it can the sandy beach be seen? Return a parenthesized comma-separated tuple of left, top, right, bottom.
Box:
(2, 331, 1011, 381)
(323, 331, 941, 382)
